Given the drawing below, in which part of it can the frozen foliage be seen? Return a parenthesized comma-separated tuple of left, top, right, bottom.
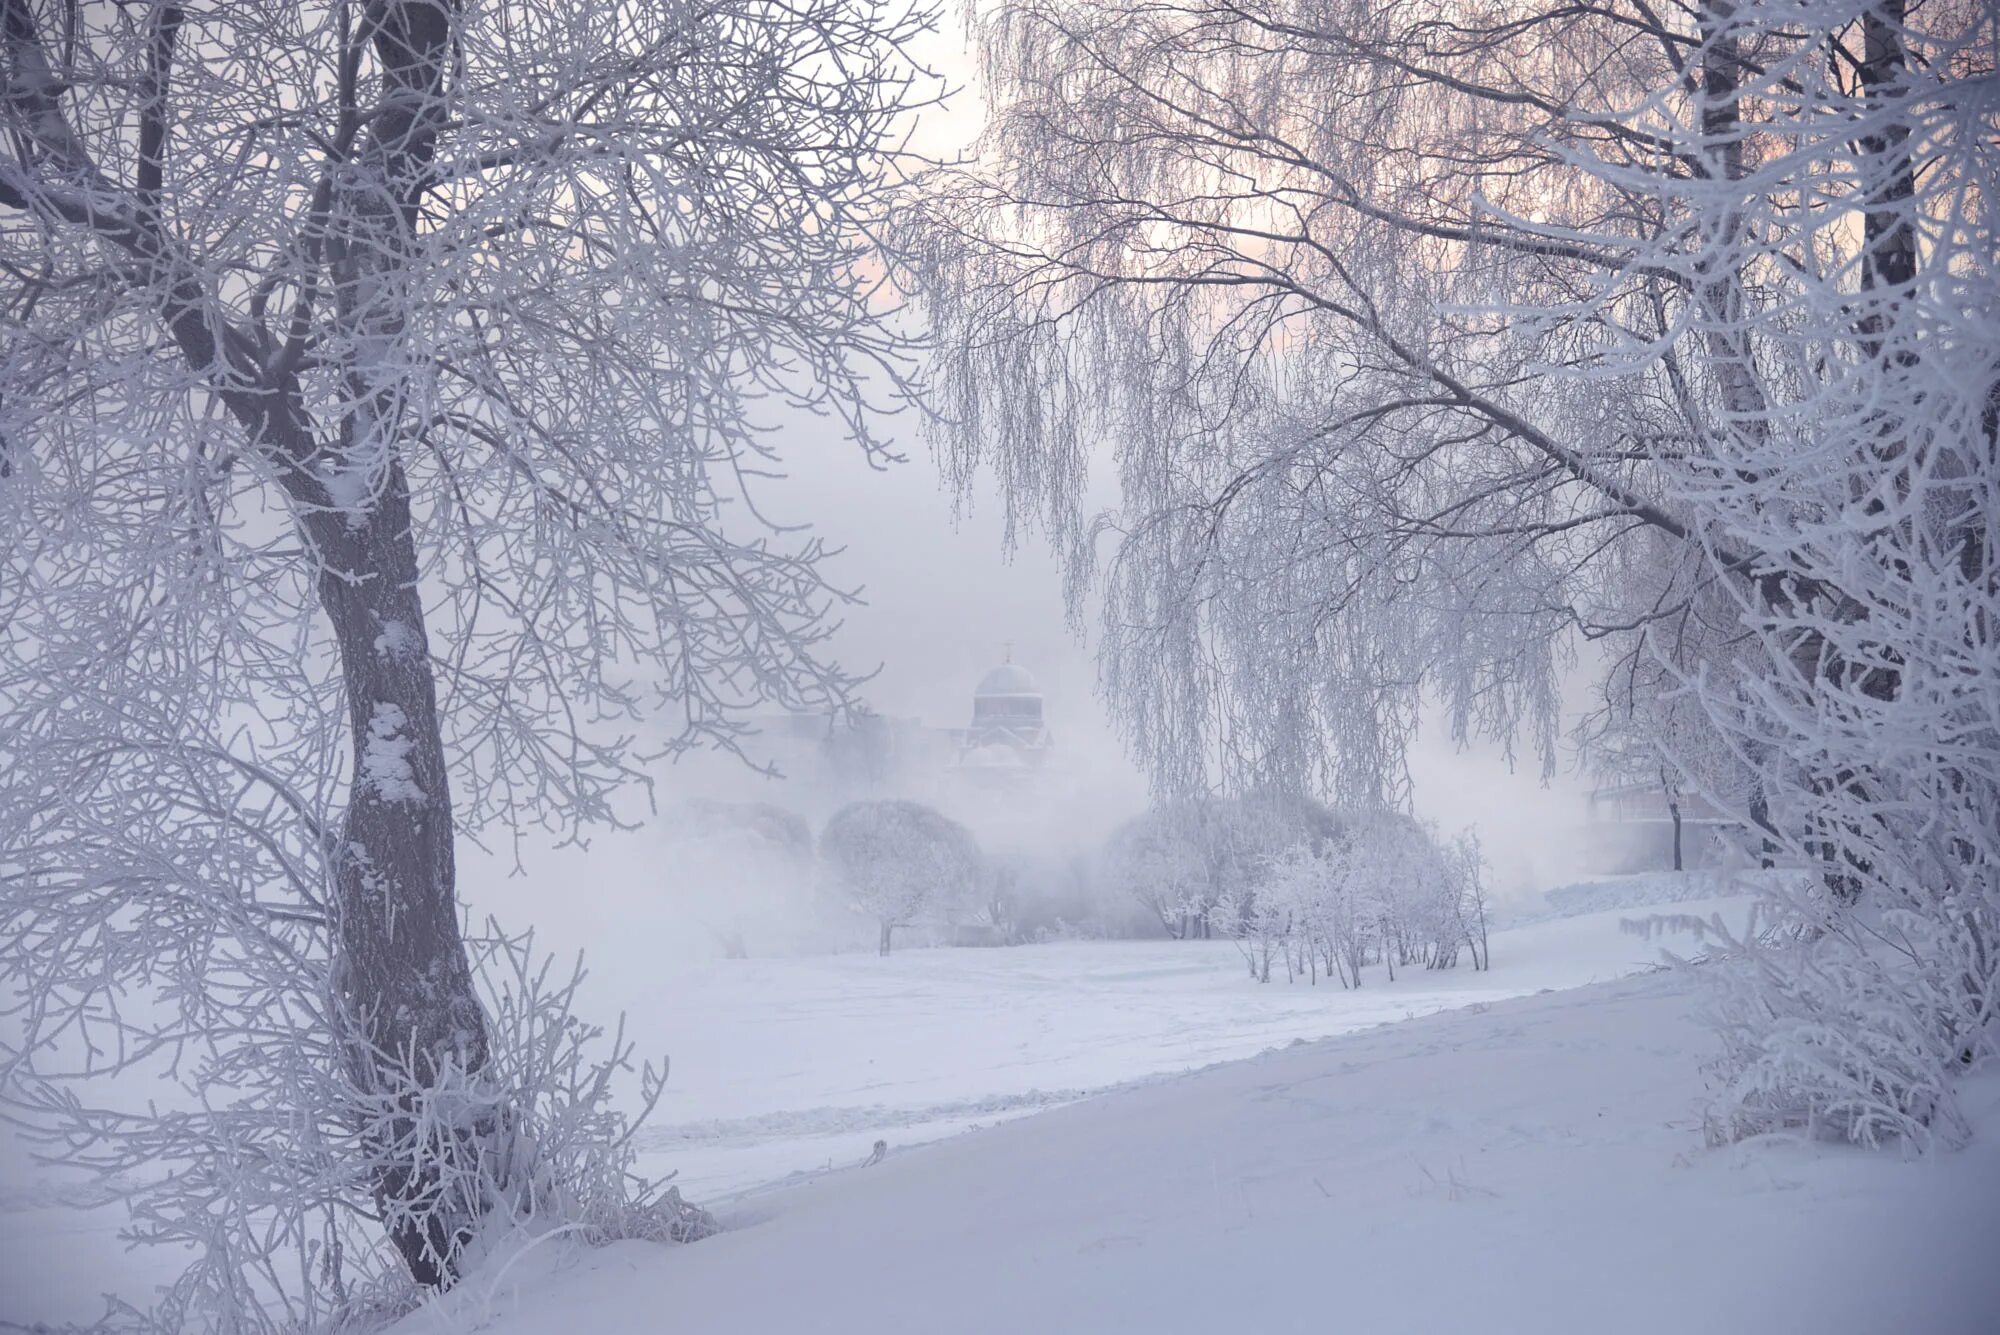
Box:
(1100, 792, 1345, 939)
(1214, 819, 1489, 985)
(1, 0, 940, 1307)
(818, 801, 986, 954)
(3, 926, 710, 1333)
(901, 0, 1998, 1145)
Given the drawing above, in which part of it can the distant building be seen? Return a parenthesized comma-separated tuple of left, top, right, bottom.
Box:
(732, 651, 1057, 805)
(949, 656, 1054, 787)
(1583, 778, 1742, 873)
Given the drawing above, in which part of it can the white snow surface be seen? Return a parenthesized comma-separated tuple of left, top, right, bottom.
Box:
(7, 888, 1996, 1329)
(612, 898, 1751, 1201)
(402, 966, 2000, 1335)
(360, 702, 424, 803)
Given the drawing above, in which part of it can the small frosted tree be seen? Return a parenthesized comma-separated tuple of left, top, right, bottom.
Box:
(1215, 809, 1481, 985)
(1100, 801, 1219, 938)
(820, 800, 985, 955)
(1446, 832, 1492, 973)
(1107, 791, 1343, 939)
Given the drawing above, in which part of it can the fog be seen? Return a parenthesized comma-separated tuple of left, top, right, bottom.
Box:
(446, 24, 1604, 985)
(461, 394, 1601, 993)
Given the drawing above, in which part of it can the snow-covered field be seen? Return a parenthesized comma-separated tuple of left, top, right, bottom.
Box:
(11, 888, 1996, 1331)
(400, 969, 2000, 1335)
(617, 895, 1751, 1202)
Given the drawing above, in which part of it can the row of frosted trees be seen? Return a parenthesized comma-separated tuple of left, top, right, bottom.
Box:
(677, 790, 1489, 976)
(1225, 828, 1490, 987)
(1096, 793, 1490, 981)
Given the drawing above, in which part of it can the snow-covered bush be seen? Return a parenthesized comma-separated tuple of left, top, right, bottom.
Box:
(1100, 803, 1222, 938)
(1104, 792, 1345, 939)
(819, 800, 985, 954)
(1212, 874, 1291, 982)
(4, 925, 706, 1333)
(1213, 817, 1489, 986)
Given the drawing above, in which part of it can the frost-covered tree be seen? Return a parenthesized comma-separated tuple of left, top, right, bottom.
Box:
(819, 800, 984, 954)
(1103, 791, 1342, 938)
(0, 0, 937, 1309)
(902, 0, 1996, 1144)
(1582, 527, 1768, 871)
(1447, 831, 1491, 974)
(1099, 803, 1214, 938)
(1221, 816, 1485, 985)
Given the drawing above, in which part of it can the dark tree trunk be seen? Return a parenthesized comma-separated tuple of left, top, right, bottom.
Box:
(879, 921, 894, 955)
(1857, 1, 1916, 318)
(310, 1, 497, 1288)
(1669, 798, 1684, 872)
(1747, 779, 1777, 869)
(0, 0, 496, 1289)
(306, 471, 492, 1287)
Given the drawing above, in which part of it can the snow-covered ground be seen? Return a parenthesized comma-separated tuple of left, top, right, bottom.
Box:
(617, 895, 1751, 1201)
(12, 887, 1995, 1330)
(399, 968, 2000, 1335)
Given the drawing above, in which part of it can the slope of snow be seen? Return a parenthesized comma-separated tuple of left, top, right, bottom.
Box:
(616, 897, 1750, 1200)
(403, 969, 2000, 1335)
(0, 894, 1785, 1327)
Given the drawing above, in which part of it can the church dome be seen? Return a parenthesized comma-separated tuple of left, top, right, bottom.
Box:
(975, 662, 1040, 698)
(957, 654, 1052, 781)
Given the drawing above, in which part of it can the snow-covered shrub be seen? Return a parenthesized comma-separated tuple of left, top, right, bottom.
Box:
(1213, 816, 1488, 986)
(1100, 804, 1217, 939)
(1339, 817, 1484, 977)
(1213, 876, 1291, 982)
(4, 924, 705, 1333)
(1105, 792, 1345, 940)
(1696, 915, 1974, 1151)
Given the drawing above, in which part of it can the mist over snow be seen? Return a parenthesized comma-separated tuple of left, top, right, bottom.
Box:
(3, 1, 1995, 1332)
(460, 408, 1600, 981)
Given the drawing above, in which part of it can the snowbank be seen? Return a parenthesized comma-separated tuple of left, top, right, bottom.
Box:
(401, 970, 2000, 1335)
(1, 898, 1749, 1325)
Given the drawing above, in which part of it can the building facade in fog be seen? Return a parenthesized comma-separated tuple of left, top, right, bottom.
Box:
(737, 651, 1059, 813)
(1582, 778, 1744, 873)
(948, 656, 1054, 788)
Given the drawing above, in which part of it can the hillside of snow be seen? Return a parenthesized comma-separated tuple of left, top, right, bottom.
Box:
(10, 884, 1994, 1331)
(403, 968, 2000, 1335)
(5, 893, 1735, 1326)
(602, 893, 1757, 1200)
